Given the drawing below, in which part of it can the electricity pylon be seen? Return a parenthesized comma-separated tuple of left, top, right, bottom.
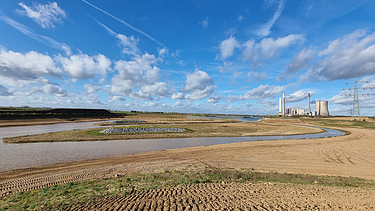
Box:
(342, 79, 375, 121)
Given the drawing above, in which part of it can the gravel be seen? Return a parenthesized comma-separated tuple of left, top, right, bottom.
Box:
(112, 120, 146, 124)
(99, 127, 186, 134)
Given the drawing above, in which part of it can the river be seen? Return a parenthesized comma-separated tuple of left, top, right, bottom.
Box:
(0, 121, 344, 172)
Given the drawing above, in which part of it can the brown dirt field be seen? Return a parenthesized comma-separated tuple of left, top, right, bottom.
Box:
(66, 183, 375, 210)
(1, 124, 375, 209)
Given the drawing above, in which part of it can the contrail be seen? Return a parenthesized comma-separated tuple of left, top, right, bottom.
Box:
(82, 0, 165, 47)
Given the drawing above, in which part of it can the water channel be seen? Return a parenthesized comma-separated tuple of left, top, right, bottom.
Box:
(0, 120, 345, 172)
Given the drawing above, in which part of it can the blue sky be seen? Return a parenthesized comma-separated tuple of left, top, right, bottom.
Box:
(1, 0, 375, 115)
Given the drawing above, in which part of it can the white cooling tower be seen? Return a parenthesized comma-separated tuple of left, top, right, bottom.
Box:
(316, 101, 329, 116)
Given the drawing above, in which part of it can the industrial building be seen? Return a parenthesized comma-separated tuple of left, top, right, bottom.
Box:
(286, 108, 306, 116)
(278, 93, 330, 116)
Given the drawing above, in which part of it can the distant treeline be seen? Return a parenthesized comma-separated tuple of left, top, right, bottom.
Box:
(0, 108, 120, 118)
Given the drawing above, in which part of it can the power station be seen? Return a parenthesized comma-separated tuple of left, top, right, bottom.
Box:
(278, 93, 329, 116)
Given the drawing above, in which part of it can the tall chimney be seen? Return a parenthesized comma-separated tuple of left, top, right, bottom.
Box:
(283, 93, 286, 116)
(279, 98, 282, 114)
(308, 93, 311, 115)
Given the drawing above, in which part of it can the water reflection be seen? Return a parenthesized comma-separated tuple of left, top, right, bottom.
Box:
(0, 121, 344, 172)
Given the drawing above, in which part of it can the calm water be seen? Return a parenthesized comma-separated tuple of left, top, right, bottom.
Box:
(0, 121, 344, 172)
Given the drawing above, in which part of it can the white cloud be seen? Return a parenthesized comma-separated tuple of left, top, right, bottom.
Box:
(17, 2, 66, 29)
(0, 85, 11, 96)
(287, 47, 315, 74)
(117, 34, 139, 55)
(219, 36, 241, 60)
(229, 84, 286, 101)
(286, 90, 314, 103)
(242, 34, 305, 65)
(172, 93, 185, 100)
(301, 30, 375, 81)
(96, 21, 140, 56)
(179, 68, 216, 100)
(237, 15, 244, 21)
(201, 17, 208, 28)
(110, 53, 172, 100)
(0, 15, 70, 55)
(109, 95, 126, 102)
(256, 0, 286, 37)
(42, 84, 67, 97)
(218, 61, 235, 73)
(56, 53, 111, 79)
(0, 49, 61, 82)
(247, 71, 268, 83)
(140, 82, 175, 97)
(83, 83, 98, 94)
(206, 95, 221, 103)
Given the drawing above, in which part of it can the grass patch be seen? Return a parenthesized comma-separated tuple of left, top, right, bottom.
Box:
(303, 118, 375, 131)
(3, 122, 323, 143)
(1, 168, 374, 210)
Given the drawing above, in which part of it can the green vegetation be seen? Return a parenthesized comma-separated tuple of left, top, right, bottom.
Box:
(303, 118, 375, 131)
(1, 168, 374, 210)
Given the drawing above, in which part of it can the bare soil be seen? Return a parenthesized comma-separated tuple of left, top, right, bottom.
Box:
(66, 183, 375, 210)
(1, 121, 375, 209)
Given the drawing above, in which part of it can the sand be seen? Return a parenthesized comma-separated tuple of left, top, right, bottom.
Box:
(1, 123, 375, 209)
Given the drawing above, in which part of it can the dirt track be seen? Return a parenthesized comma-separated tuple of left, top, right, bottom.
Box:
(1, 125, 375, 209)
(67, 183, 375, 210)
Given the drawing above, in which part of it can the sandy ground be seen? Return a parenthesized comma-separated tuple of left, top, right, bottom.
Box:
(1, 124, 375, 209)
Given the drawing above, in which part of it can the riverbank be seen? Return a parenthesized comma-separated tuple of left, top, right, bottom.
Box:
(3, 122, 324, 143)
(1, 126, 375, 209)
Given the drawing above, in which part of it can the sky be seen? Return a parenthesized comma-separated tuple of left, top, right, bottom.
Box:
(1, 0, 375, 115)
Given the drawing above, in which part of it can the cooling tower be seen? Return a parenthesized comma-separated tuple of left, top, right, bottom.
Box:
(316, 101, 329, 116)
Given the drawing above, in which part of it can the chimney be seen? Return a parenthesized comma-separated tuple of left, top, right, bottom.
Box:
(283, 93, 286, 116)
(308, 93, 311, 115)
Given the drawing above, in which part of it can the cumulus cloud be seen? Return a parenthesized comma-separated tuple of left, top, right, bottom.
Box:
(56, 53, 111, 79)
(201, 17, 208, 28)
(179, 68, 216, 100)
(110, 53, 171, 100)
(256, 0, 286, 37)
(42, 84, 67, 97)
(17, 2, 66, 29)
(206, 95, 221, 103)
(229, 84, 286, 101)
(301, 30, 375, 81)
(287, 47, 315, 74)
(0, 49, 61, 81)
(83, 83, 98, 94)
(242, 34, 305, 65)
(286, 90, 314, 103)
(140, 82, 175, 98)
(0, 84, 11, 96)
(97, 21, 140, 56)
(219, 36, 241, 60)
(109, 95, 126, 102)
(172, 93, 185, 100)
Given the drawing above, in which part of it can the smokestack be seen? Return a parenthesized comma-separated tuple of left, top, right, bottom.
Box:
(308, 93, 311, 115)
(283, 93, 286, 115)
(279, 98, 282, 114)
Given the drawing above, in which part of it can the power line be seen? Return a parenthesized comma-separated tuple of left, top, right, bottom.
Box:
(342, 79, 375, 121)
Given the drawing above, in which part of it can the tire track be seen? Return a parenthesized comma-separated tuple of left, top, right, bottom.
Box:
(66, 183, 375, 210)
